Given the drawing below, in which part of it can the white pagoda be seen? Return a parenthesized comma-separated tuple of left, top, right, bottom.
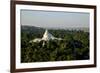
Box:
(29, 29, 62, 43)
(42, 29, 55, 41)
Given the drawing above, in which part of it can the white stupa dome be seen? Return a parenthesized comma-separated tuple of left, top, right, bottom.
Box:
(42, 29, 55, 41)
(29, 29, 62, 43)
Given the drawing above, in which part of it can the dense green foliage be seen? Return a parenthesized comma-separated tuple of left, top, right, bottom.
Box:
(21, 26, 89, 63)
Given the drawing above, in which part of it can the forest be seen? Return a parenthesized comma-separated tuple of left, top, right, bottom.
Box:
(21, 25, 89, 63)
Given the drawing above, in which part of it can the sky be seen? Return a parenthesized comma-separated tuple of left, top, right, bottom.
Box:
(21, 9, 90, 29)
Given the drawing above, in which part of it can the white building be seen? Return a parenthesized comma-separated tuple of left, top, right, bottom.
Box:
(29, 29, 62, 43)
(42, 29, 55, 41)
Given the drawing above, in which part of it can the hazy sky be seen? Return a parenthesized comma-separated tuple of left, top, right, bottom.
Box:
(21, 10, 90, 28)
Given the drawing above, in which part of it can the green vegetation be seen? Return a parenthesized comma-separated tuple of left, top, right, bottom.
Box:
(21, 26, 89, 63)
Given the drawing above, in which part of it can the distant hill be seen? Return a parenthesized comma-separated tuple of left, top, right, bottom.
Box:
(21, 25, 89, 33)
(65, 27, 89, 32)
(21, 25, 45, 34)
(41, 27, 89, 32)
